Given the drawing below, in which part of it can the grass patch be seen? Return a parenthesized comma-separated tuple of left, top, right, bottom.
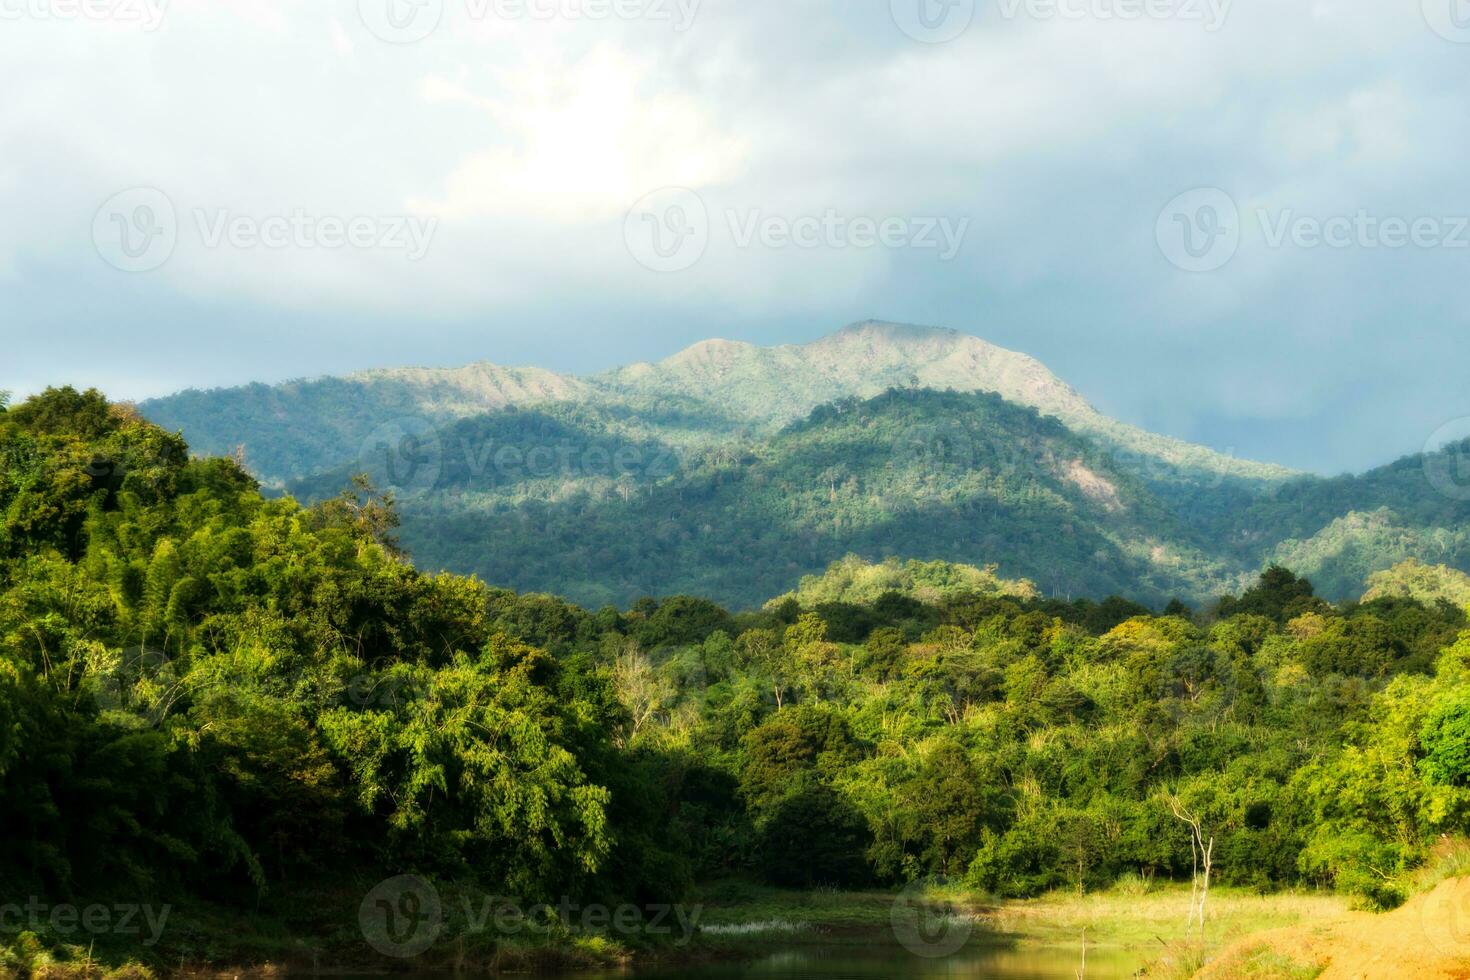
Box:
(691, 882, 921, 930)
(688, 879, 1350, 966)
(698, 921, 812, 938)
(1153, 940, 1326, 980)
(1406, 836, 1470, 897)
(1224, 943, 1324, 979)
(981, 885, 1348, 951)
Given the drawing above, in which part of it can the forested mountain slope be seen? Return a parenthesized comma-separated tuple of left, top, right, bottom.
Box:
(140, 364, 592, 482)
(291, 389, 1247, 608)
(1202, 449, 1470, 599)
(141, 322, 1470, 607)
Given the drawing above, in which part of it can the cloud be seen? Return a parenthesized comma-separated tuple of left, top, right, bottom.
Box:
(411, 45, 748, 222)
(1, 0, 1467, 473)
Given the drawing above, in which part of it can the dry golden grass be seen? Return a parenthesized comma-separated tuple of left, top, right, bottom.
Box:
(1176, 877, 1470, 980)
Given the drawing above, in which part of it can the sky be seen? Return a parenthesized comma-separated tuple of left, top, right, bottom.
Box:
(2, 0, 1469, 475)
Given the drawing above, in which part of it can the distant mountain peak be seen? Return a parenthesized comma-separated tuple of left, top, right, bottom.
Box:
(803, 320, 1050, 376)
(826, 319, 960, 341)
(598, 321, 1295, 483)
(658, 337, 758, 368)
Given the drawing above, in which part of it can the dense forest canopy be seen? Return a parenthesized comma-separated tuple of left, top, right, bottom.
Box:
(3, 387, 1470, 969)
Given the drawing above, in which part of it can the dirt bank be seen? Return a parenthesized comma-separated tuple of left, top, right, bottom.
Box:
(1198, 877, 1470, 979)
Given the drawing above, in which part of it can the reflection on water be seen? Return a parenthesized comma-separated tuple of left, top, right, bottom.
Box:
(555, 942, 1146, 979)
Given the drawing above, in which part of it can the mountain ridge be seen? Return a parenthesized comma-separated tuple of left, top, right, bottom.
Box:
(595, 321, 1294, 484)
(135, 320, 1470, 608)
(143, 320, 1294, 486)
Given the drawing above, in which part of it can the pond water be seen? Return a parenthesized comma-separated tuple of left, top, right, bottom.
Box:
(554, 942, 1146, 979)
